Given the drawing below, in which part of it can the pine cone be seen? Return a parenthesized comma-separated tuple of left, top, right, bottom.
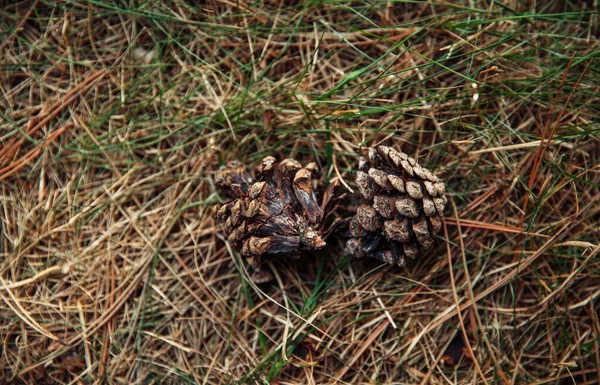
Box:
(345, 146, 447, 266)
(214, 157, 337, 268)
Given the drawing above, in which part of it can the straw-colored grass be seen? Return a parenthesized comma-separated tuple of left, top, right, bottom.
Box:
(1, 1, 599, 384)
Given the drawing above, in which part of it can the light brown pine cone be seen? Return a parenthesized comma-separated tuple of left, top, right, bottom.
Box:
(214, 157, 338, 268)
(345, 146, 447, 266)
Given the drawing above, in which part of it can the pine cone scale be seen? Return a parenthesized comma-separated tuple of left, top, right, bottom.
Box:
(357, 204, 383, 232)
(373, 195, 396, 219)
(293, 168, 323, 224)
(383, 218, 411, 243)
(356, 171, 374, 200)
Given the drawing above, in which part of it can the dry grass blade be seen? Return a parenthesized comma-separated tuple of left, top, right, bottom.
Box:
(0, 69, 107, 168)
(0, 276, 60, 342)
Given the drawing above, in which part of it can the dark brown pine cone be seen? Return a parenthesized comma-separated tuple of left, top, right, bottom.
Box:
(345, 145, 447, 266)
(214, 157, 338, 268)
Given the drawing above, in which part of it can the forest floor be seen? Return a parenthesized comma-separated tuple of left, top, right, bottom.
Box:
(1, 1, 599, 384)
